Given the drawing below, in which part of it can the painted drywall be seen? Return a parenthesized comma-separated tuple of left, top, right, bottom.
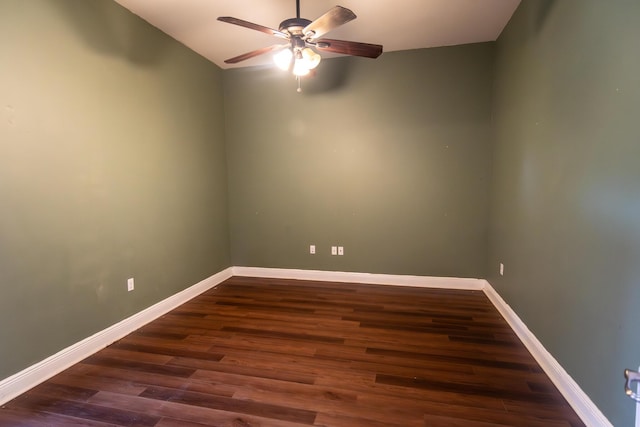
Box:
(0, 1, 230, 379)
(224, 44, 494, 278)
(488, 1, 640, 425)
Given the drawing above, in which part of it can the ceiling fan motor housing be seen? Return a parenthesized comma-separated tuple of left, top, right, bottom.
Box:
(279, 18, 312, 38)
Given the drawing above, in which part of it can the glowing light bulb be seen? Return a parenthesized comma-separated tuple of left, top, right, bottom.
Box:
(301, 48, 321, 69)
(292, 60, 310, 76)
(273, 48, 293, 70)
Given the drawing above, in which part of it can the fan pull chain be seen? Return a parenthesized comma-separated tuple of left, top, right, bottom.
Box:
(297, 76, 302, 93)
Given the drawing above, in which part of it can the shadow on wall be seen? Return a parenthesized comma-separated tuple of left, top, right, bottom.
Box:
(51, 1, 171, 66)
(531, 0, 557, 34)
(299, 56, 355, 94)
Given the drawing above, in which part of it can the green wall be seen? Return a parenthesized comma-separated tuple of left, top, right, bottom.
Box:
(224, 45, 494, 278)
(0, 0, 230, 379)
(488, 1, 640, 425)
(3, 1, 637, 424)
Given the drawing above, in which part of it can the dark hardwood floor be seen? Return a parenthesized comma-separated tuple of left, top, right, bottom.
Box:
(0, 276, 585, 426)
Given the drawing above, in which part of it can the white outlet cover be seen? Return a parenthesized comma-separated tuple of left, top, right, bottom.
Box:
(331, 246, 337, 255)
(310, 245, 316, 254)
(127, 278, 135, 291)
(338, 246, 344, 256)
(499, 263, 504, 276)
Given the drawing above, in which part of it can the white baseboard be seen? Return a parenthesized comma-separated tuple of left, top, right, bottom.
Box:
(231, 266, 485, 290)
(482, 280, 612, 427)
(0, 267, 233, 406)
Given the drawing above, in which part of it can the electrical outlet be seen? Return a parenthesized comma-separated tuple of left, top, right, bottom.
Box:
(499, 263, 504, 276)
(310, 244, 316, 254)
(127, 278, 135, 292)
(331, 246, 337, 255)
(338, 246, 344, 256)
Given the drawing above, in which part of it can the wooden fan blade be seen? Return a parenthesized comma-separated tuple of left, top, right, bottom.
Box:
(303, 6, 356, 39)
(224, 44, 287, 64)
(218, 16, 288, 39)
(315, 39, 383, 59)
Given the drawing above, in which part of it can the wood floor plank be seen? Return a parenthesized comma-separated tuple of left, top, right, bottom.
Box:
(142, 386, 316, 424)
(421, 400, 575, 427)
(315, 411, 424, 427)
(0, 277, 585, 426)
(66, 364, 238, 398)
(48, 371, 150, 397)
(0, 407, 122, 427)
(88, 391, 313, 427)
(6, 392, 160, 426)
(82, 354, 196, 378)
(170, 356, 318, 385)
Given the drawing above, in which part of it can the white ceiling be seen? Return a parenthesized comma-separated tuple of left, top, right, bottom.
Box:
(113, 0, 521, 69)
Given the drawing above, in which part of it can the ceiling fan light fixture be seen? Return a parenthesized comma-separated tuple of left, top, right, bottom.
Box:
(301, 47, 321, 69)
(219, 1, 383, 88)
(288, 47, 320, 76)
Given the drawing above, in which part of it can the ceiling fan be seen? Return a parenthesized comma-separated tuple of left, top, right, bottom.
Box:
(218, 0, 383, 89)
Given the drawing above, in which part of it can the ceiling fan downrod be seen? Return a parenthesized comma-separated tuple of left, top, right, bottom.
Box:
(296, 0, 300, 19)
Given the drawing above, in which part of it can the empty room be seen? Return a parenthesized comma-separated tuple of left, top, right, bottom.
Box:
(0, 0, 638, 426)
